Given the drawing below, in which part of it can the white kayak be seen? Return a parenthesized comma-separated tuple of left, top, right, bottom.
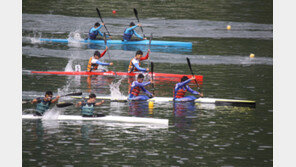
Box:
(22, 114, 168, 125)
(71, 96, 256, 108)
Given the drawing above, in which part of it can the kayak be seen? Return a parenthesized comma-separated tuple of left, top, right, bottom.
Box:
(30, 71, 204, 84)
(71, 96, 256, 108)
(39, 38, 192, 47)
(22, 114, 168, 125)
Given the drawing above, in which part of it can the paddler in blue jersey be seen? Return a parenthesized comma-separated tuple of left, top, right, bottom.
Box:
(173, 76, 203, 102)
(128, 50, 150, 73)
(87, 46, 113, 72)
(88, 22, 107, 40)
(123, 22, 147, 41)
(128, 74, 154, 101)
(76, 93, 105, 117)
(31, 91, 60, 116)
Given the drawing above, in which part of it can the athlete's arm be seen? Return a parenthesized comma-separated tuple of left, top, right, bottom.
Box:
(51, 96, 60, 103)
(100, 47, 108, 58)
(133, 31, 143, 39)
(133, 62, 147, 72)
(140, 50, 150, 60)
(186, 86, 199, 95)
(125, 25, 138, 32)
(95, 100, 105, 106)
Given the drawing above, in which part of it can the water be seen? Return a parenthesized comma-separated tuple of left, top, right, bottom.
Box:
(22, 0, 273, 166)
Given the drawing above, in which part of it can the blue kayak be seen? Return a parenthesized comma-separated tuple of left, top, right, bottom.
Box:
(39, 38, 192, 47)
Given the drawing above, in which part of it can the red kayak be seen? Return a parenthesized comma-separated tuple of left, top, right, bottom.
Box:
(31, 71, 203, 84)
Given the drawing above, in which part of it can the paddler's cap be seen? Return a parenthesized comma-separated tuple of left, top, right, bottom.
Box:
(94, 51, 101, 57)
(130, 22, 135, 26)
(135, 50, 143, 56)
(94, 22, 100, 27)
(89, 93, 96, 99)
(138, 73, 145, 79)
(45, 91, 53, 96)
(181, 76, 189, 82)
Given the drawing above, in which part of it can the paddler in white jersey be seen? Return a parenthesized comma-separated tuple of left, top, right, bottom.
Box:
(128, 50, 150, 73)
(87, 46, 113, 72)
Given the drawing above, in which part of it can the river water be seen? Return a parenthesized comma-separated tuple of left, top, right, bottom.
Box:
(22, 0, 273, 166)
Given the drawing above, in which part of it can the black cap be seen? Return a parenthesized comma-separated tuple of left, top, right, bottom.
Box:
(181, 76, 189, 82)
(94, 51, 101, 57)
(130, 22, 135, 26)
(135, 50, 143, 56)
(94, 22, 100, 27)
(89, 93, 96, 99)
(45, 91, 53, 96)
(138, 73, 144, 79)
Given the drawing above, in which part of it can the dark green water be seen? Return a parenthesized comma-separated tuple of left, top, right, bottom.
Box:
(22, 0, 273, 166)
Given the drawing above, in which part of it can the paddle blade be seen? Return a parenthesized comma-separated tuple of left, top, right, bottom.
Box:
(151, 62, 154, 74)
(56, 102, 73, 108)
(63, 92, 82, 96)
(133, 8, 138, 18)
(96, 8, 102, 18)
(186, 57, 193, 73)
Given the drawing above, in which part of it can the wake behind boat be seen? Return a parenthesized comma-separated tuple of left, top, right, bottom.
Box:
(39, 38, 192, 48)
(22, 114, 169, 125)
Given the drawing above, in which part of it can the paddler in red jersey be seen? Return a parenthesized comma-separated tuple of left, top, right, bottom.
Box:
(87, 46, 113, 72)
(173, 76, 203, 102)
(128, 50, 150, 73)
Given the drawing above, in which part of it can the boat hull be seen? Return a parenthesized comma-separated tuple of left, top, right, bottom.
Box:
(22, 114, 168, 125)
(39, 38, 192, 47)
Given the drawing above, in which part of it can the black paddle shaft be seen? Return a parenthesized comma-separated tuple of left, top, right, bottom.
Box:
(96, 8, 111, 36)
(186, 57, 200, 89)
(151, 62, 155, 95)
(133, 8, 145, 37)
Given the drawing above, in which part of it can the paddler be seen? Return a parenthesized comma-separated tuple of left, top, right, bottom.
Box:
(76, 93, 105, 117)
(88, 22, 107, 40)
(87, 46, 113, 72)
(31, 91, 60, 116)
(128, 50, 150, 73)
(122, 22, 147, 41)
(173, 76, 203, 101)
(128, 74, 154, 101)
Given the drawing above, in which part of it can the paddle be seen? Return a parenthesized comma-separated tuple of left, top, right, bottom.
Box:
(151, 62, 155, 95)
(133, 8, 145, 38)
(56, 102, 73, 108)
(96, 8, 111, 36)
(148, 33, 152, 70)
(186, 57, 200, 90)
(104, 33, 117, 76)
(22, 92, 82, 104)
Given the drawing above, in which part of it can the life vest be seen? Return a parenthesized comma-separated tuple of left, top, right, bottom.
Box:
(89, 28, 99, 40)
(81, 102, 95, 116)
(87, 57, 98, 72)
(123, 28, 134, 41)
(130, 85, 141, 96)
(174, 87, 188, 98)
(36, 98, 51, 114)
(128, 58, 141, 73)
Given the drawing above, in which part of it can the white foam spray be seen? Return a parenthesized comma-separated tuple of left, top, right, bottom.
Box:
(109, 78, 126, 100)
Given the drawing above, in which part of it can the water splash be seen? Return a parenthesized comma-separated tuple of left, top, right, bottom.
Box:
(109, 78, 126, 100)
(64, 58, 74, 72)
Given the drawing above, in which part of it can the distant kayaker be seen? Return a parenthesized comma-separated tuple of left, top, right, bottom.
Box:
(88, 22, 107, 40)
(128, 50, 150, 73)
(173, 76, 203, 102)
(87, 46, 113, 72)
(31, 91, 60, 116)
(128, 74, 153, 101)
(76, 93, 105, 117)
(123, 22, 147, 41)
